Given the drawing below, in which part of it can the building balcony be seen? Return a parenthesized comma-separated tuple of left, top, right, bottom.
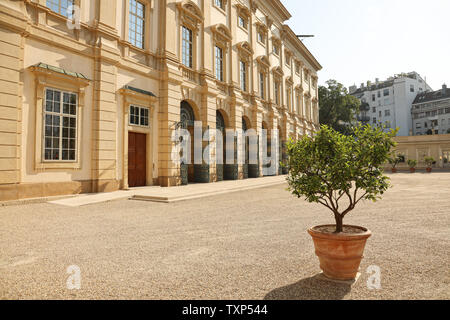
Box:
(357, 115, 371, 123)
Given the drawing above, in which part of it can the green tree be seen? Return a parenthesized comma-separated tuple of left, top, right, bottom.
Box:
(286, 125, 397, 233)
(319, 80, 360, 134)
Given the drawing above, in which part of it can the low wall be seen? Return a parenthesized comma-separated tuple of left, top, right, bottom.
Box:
(387, 134, 450, 170)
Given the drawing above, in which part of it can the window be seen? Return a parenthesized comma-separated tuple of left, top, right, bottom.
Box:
(238, 16, 247, 30)
(295, 63, 300, 74)
(129, 0, 145, 49)
(182, 26, 193, 68)
(214, 0, 225, 10)
(273, 44, 280, 56)
(274, 81, 280, 105)
(46, 0, 74, 17)
(373, 117, 376, 124)
(129, 105, 149, 127)
(44, 88, 77, 161)
(259, 72, 265, 99)
(385, 109, 391, 116)
(410, 85, 415, 93)
(385, 121, 391, 128)
(285, 55, 291, 67)
(372, 94, 376, 102)
(372, 107, 376, 113)
(377, 91, 381, 98)
(416, 123, 422, 129)
(383, 89, 390, 96)
(258, 31, 265, 44)
(240, 61, 247, 91)
(215, 46, 224, 81)
(286, 88, 291, 110)
(379, 111, 382, 117)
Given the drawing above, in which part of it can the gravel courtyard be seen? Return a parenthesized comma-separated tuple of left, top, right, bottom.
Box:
(1, 173, 449, 300)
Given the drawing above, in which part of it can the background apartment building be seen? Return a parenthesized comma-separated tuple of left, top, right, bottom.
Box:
(0, 0, 321, 201)
(412, 84, 450, 136)
(349, 72, 432, 136)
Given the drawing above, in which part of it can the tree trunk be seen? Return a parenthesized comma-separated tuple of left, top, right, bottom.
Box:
(334, 213, 344, 233)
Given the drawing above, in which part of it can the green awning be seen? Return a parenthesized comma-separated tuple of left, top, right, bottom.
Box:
(123, 85, 156, 97)
(33, 62, 90, 81)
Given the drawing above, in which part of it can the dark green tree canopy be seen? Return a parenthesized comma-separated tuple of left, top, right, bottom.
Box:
(319, 80, 360, 134)
(286, 125, 397, 233)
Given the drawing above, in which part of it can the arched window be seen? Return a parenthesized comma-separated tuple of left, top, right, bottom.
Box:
(180, 101, 195, 129)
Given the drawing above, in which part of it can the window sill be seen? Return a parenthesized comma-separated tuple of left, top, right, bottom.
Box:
(36, 161, 81, 171)
(237, 25, 248, 34)
(213, 5, 227, 16)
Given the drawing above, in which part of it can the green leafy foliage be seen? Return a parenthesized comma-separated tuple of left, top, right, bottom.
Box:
(424, 157, 435, 168)
(407, 159, 417, 169)
(286, 125, 397, 233)
(318, 80, 360, 134)
(388, 155, 402, 169)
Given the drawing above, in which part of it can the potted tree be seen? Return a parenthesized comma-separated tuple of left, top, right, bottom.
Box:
(388, 155, 402, 173)
(286, 125, 397, 281)
(424, 157, 435, 173)
(407, 159, 417, 173)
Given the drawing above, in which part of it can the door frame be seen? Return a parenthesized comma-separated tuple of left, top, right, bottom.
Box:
(120, 88, 157, 189)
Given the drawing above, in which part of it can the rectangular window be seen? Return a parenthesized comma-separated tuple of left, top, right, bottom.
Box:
(372, 107, 376, 113)
(129, 0, 145, 49)
(240, 61, 247, 91)
(215, 46, 224, 81)
(257, 32, 265, 44)
(182, 26, 193, 68)
(384, 89, 390, 96)
(259, 72, 265, 99)
(373, 118, 376, 124)
(377, 91, 381, 98)
(129, 105, 149, 127)
(385, 109, 391, 116)
(238, 16, 247, 30)
(273, 44, 279, 56)
(46, 0, 74, 17)
(214, 0, 224, 10)
(416, 123, 421, 129)
(286, 89, 291, 110)
(44, 88, 77, 161)
(372, 94, 376, 102)
(295, 64, 300, 74)
(274, 82, 279, 105)
(410, 85, 415, 92)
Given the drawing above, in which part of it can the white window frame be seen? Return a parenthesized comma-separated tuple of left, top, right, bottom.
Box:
(239, 60, 247, 92)
(129, 105, 150, 127)
(46, 0, 74, 17)
(215, 45, 224, 82)
(128, 0, 146, 49)
(43, 87, 78, 163)
(182, 26, 194, 68)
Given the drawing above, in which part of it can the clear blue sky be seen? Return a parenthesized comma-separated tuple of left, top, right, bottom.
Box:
(283, 0, 450, 91)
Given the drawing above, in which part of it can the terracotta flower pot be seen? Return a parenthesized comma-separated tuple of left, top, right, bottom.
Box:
(391, 168, 397, 173)
(410, 168, 416, 173)
(308, 225, 372, 281)
(426, 168, 432, 173)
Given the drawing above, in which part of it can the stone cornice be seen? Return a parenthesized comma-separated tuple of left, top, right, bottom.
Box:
(282, 25, 322, 71)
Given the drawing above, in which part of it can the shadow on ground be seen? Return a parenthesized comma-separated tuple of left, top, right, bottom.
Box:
(264, 274, 352, 300)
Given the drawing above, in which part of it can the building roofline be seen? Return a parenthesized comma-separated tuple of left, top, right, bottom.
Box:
(282, 25, 322, 71)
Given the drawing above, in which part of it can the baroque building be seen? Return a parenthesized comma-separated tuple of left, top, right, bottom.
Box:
(0, 0, 321, 201)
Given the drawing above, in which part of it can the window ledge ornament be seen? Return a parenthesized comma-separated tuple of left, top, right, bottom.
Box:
(177, 0, 204, 31)
(286, 76, 294, 86)
(271, 66, 284, 77)
(237, 41, 253, 58)
(235, 3, 251, 18)
(211, 24, 232, 49)
(256, 55, 270, 70)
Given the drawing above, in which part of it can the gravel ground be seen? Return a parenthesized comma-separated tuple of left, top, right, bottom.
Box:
(0, 173, 449, 300)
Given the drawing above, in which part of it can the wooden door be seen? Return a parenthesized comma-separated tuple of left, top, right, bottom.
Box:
(128, 132, 146, 187)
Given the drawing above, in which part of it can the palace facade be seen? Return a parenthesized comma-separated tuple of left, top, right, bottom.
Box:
(0, 0, 321, 201)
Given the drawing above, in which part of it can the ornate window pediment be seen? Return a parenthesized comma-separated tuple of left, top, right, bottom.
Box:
(211, 24, 232, 47)
(237, 41, 253, 58)
(271, 66, 283, 77)
(256, 55, 270, 70)
(235, 3, 250, 19)
(286, 76, 293, 85)
(177, 0, 204, 31)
